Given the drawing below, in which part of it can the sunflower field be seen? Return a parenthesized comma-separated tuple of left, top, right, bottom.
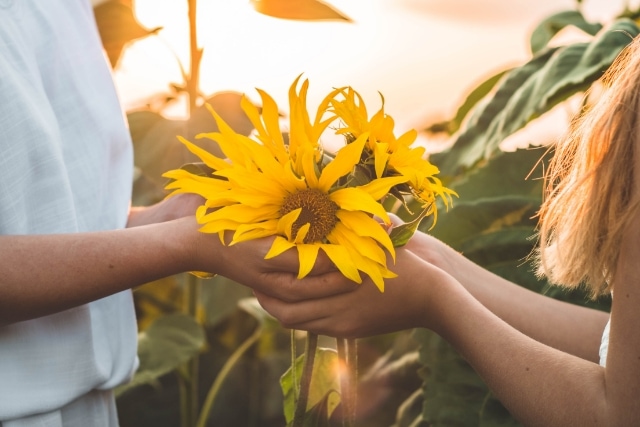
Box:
(94, 0, 638, 425)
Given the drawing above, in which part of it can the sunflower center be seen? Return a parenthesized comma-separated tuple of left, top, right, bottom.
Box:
(280, 189, 339, 243)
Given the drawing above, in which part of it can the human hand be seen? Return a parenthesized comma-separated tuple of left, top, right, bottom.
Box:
(127, 194, 204, 227)
(183, 222, 362, 302)
(253, 246, 458, 338)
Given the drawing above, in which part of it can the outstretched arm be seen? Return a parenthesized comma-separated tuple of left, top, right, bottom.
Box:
(0, 192, 344, 325)
(0, 193, 349, 325)
(405, 231, 609, 362)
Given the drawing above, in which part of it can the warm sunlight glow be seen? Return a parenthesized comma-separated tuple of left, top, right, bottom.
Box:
(113, 0, 634, 150)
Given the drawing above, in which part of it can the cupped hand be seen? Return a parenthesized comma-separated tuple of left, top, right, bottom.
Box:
(188, 225, 361, 303)
(253, 246, 456, 338)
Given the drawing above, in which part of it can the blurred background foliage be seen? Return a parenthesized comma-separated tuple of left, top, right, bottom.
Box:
(94, 0, 638, 425)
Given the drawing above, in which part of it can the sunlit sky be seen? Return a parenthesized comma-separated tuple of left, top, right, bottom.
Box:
(113, 0, 639, 149)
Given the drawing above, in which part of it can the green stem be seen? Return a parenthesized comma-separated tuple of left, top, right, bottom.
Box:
(180, 2, 203, 426)
(337, 338, 357, 427)
(347, 338, 358, 426)
(291, 329, 299, 399)
(178, 371, 189, 427)
(293, 332, 319, 427)
(187, 0, 202, 116)
(196, 325, 263, 427)
(336, 338, 350, 427)
(182, 273, 200, 427)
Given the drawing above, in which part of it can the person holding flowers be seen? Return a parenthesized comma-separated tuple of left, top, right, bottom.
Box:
(0, 2, 336, 426)
(253, 33, 640, 427)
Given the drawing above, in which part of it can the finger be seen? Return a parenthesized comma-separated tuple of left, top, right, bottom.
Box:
(253, 290, 330, 327)
(257, 269, 359, 302)
(254, 291, 369, 338)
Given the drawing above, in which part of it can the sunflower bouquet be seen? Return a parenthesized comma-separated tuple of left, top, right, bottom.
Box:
(163, 75, 455, 426)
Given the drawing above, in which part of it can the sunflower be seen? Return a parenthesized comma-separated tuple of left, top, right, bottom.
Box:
(163, 79, 408, 291)
(329, 87, 457, 226)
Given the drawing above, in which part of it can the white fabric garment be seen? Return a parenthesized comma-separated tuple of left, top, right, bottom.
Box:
(0, 0, 137, 424)
(599, 317, 611, 367)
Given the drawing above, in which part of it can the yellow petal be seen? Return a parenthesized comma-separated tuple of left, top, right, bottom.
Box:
(300, 148, 319, 189)
(163, 175, 230, 200)
(277, 209, 301, 240)
(358, 176, 408, 202)
(336, 210, 395, 257)
(200, 203, 280, 225)
(317, 132, 368, 192)
(176, 136, 231, 172)
(198, 219, 241, 233)
(265, 236, 295, 259)
(329, 222, 387, 265)
(296, 244, 320, 279)
(357, 254, 397, 292)
(330, 187, 389, 222)
(255, 88, 287, 155)
(294, 223, 310, 244)
(373, 142, 390, 179)
(320, 244, 362, 283)
(232, 220, 279, 243)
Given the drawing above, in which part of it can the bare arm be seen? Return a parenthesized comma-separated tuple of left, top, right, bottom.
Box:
(0, 193, 345, 325)
(0, 218, 200, 324)
(406, 231, 609, 362)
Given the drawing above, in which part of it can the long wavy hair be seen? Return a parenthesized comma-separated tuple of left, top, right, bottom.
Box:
(536, 34, 640, 298)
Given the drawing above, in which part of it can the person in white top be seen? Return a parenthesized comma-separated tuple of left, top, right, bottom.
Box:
(0, 1, 325, 426)
(254, 29, 640, 427)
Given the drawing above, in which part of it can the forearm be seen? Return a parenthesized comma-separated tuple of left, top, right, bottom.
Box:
(408, 232, 609, 362)
(429, 283, 610, 426)
(0, 217, 197, 324)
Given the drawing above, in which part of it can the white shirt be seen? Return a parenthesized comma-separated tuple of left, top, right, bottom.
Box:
(0, 0, 137, 422)
(599, 317, 610, 366)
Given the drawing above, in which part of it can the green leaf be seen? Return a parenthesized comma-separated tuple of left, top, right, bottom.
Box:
(425, 70, 509, 137)
(128, 91, 255, 189)
(250, 0, 353, 22)
(431, 18, 639, 179)
(281, 347, 341, 425)
(298, 393, 337, 427)
(530, 10, 602, 54)
(115, 313, 205, 396)
(450, 146, 550, 201)
(414, 329, 499, 426)
(93, 0, 161, 68)
(389, 206, 432, 247)
(199, 277, 254, 327)
(426, 196, 539, 251)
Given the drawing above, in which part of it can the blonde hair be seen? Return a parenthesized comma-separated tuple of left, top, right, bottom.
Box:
(536, 35, 640, 298)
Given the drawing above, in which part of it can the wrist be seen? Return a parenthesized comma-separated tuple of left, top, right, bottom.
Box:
(178, 217, 226, 276)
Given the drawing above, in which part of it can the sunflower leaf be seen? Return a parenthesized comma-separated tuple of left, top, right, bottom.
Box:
(281, 348, 341, 424)
(530, 10, 602, 54)
(389, 206, 431, 247)
(431, 18, 639, 180)
(115, 313, 205, 397)
(93, 0, 162, 68)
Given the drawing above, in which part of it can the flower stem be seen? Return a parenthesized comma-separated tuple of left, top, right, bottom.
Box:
(182, 273, 200, 427)
(337, 338, 357, 427)
(337, 338, 350, 427)
(196, 324, 263, 427)
(292, 332, 318, 427)
(291, 329, 299, 398)
(186, 0, 202, 116)
(347, 338, 358, 426)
